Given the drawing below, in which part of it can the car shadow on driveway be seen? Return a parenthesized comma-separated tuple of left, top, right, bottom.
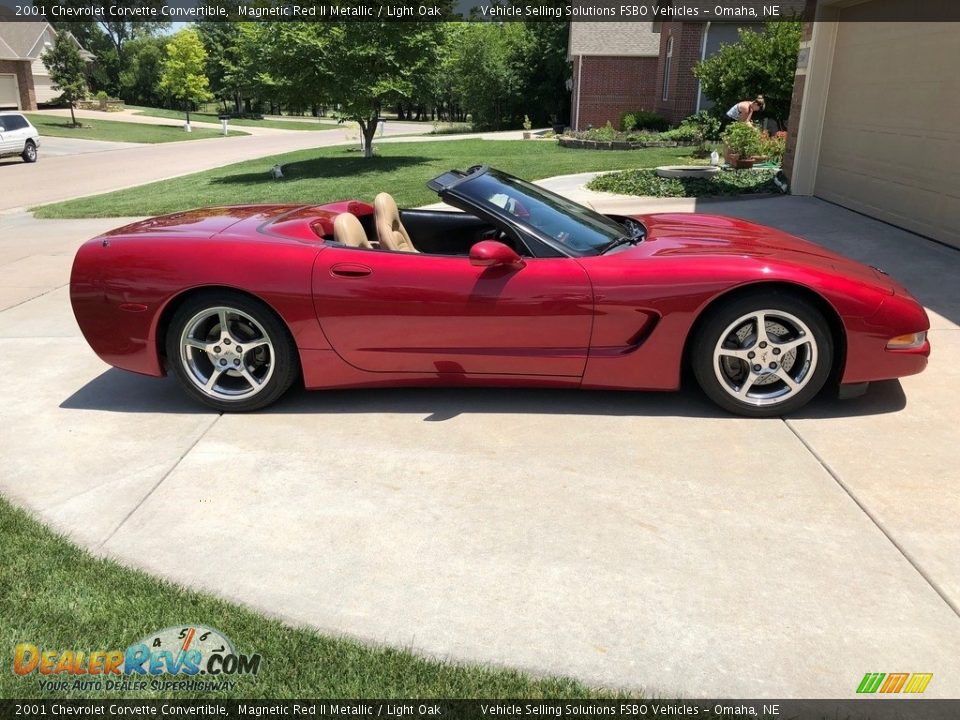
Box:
(60, 368, 907, 419)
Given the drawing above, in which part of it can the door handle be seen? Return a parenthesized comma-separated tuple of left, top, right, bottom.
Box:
(331, 263, 372, 278)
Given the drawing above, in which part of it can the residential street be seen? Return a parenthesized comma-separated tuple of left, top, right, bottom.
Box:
(1, 193, 957, 698)
(0, 120, 430, 212)
(26, 136, 144, 158)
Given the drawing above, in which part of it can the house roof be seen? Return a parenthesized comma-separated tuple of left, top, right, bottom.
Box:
(0, 34, 18, 60)
(0, 21, 94, 61)
(568, 22, 662, 58)
(0, 22, 50, 60)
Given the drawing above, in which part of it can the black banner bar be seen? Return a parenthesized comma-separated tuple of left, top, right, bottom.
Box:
(3, 700, 960, 720)
(2, 0, 960, 23)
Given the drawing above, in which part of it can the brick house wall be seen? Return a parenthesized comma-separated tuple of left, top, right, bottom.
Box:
(781, 10, 816, 185)
(571, 55, 659, 130)
(653, 23, 705, 125)
(0, 59, 36, 110)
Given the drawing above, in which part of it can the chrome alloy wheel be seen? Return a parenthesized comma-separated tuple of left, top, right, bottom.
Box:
(712, 309, 818, 407)
(178, 306, 276, 401)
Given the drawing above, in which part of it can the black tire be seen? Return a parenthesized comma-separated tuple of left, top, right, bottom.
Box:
(22, 140, 37, 163)
(165, 291, 299, 412)
(691, 290, 834, 418)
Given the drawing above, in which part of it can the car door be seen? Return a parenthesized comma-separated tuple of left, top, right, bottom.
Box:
(312, 244, 593, 377)
(1, 115, 26, 153)
(0, 116, 10, 154)
(11, 115, 31, 151)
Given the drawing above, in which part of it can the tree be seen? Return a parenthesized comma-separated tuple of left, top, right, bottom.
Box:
(41, 32, 88, 127)
(447, 22, 522, 130)
(692, 21, 802, 129)
(118, 36, 166, 107)
(195, 22, 243, 112)
(50, 4, 167, 95)
(442, 20, 570, 131)
(159, 29, 213, 130)
(256, 21, 443, 157)
(513, 20, 571, 126)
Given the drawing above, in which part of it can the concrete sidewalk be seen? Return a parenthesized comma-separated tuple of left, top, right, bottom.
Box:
(1, 196, 958, 698)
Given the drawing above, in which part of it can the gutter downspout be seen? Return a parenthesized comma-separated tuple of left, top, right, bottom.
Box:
(574, 55, 583, 130)
(695, 22, 711, 113)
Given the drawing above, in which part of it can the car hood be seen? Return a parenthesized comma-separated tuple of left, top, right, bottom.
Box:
(634, 213, 900, 294)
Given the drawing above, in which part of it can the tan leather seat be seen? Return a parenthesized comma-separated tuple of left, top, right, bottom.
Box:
(333, 212, 372, 249)
(374, 192, 419, 252)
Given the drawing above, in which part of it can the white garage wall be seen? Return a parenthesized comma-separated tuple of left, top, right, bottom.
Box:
(31, 58, 56, 105)
(0, 74, 19, 110)
(815, 14, 960, 248)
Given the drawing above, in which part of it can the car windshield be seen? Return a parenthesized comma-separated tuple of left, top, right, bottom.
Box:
(456, 169, 638, 256)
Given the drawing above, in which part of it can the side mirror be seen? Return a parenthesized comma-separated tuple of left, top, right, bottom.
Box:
(469, 240, 524, 269)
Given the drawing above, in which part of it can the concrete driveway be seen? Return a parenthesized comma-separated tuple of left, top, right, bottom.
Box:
(1, 196, 958, 698)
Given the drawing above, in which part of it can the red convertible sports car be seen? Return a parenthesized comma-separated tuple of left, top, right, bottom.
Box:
(70, 166, 930, 417)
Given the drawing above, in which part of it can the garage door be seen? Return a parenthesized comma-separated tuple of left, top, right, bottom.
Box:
(0, 74, 19, 110)
(815, 8, 960, 248)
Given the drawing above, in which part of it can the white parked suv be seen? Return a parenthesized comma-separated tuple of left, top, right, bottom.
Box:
(0, 112, 40, 163)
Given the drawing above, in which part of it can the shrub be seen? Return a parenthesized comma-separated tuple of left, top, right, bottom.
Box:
(429, 122, 474, 135)
(586, 168, 780, 198)
(760, 130, 787, 163)
(620, 110, 669, 133)
(588, 121, 620, 141)
(692, 21, 802, 128)
(721, 122, 763, 158)
(658, 125, 700, 143)
(682, 110, 722, 143)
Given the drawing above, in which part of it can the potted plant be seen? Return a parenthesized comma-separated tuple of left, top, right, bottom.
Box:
(522, 115, 533, 140)
(721, 122, 763, 169)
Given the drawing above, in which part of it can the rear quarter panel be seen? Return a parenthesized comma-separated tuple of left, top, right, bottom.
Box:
(70, 233, 326, 377)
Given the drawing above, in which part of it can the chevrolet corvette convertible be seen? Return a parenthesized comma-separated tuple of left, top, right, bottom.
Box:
(70, 166, 930, 417)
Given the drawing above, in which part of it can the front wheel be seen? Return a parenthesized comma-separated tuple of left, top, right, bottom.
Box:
(691, 291, 834, 417)
(165, 291, 299, 412)
(22, 141, 37, 163)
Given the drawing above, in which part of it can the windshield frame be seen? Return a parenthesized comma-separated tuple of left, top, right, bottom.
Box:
(439, 167, 640, 258)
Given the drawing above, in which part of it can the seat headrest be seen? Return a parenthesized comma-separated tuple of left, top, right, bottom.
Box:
(333, 212, 372, 249)
(374, 192, 418, 253)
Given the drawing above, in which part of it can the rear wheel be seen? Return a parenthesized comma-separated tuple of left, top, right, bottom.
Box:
(165, 291, 299, 412)
(691, 291, 834, 417)
(22, 141, 37, 163)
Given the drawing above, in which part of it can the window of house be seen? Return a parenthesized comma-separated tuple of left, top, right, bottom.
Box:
(662, 36, 673, 101)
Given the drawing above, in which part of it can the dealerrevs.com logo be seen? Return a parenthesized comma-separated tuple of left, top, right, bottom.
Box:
(13, 625, 261, 693)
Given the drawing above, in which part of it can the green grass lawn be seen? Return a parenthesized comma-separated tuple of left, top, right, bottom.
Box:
(26, 114, 249, 143)
(131, 106, 341, 131)
(0, 496, 614, 699)
(34, 140, 695, 219)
